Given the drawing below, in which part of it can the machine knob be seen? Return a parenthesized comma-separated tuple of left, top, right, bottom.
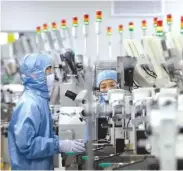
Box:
(58, 64, 62, 69)
(93, 87, 99, 91)
(180, 90, 183, 94)
(179, 127, 183, 134)
(135, 112, 142, 117)
(65, 90, 77, 101)
(54, 75, 59, 81)
(81, 110, 86, 117)
(155, 88, 160, 93)
(79, 118, 83, 122)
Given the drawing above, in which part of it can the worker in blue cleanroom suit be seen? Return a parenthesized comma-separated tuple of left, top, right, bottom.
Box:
(83, 70, 118, 142)
(8, 53, 85, 170)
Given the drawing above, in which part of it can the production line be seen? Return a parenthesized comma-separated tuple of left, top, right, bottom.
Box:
(1, 11, 183, 170)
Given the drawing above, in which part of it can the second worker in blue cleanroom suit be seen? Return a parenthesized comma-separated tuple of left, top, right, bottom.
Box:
(83, 70, 118, 142)
(8, 53, 85, 170)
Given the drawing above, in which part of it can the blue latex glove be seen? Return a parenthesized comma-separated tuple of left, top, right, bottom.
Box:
(59, 140, 85, 153)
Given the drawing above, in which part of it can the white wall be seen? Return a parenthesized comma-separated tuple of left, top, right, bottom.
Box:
(1, 1, 183, 60)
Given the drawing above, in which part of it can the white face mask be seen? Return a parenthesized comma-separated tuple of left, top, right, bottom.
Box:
(46, 74, 54, 95)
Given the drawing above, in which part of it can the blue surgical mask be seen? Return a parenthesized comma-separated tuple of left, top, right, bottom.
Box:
(100, 92, 108, 103)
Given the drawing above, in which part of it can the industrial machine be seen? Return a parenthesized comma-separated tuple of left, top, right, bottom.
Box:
(58, 14, 183, 170)
(1, 11, 183, 170)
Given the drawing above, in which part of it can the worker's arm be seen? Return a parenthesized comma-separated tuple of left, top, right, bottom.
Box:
(14, 102, 60, 159)
(52, 130, 59, 139)
(49, 111, 60, 139)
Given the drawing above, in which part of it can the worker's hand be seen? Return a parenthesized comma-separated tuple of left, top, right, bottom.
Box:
(59, 140, 85, 153)
(75, 139, 84, 143)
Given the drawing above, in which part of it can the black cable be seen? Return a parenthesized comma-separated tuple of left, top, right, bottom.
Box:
(141, 65, 157, 76)
(78, 67, 83, 72)
(144, 65, 156, 75)
(145, 66, 157, 77)
(125, 117, 131, 147)
(162, 65, 169, 75)
(142, 66, 157, 78)
(80, 73, 85, 80)
(126, 117, 131, 128)
(133, 81, 141, 88)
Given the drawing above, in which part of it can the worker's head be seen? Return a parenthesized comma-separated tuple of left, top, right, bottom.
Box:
(97, 70, 117, 92)
(97, 70, 117, 103)
(20, 53, 54, 96)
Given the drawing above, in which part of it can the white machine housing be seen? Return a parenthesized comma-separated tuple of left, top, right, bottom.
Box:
(148, 90, 177, 170)
(58, 107, 85, 140)
(107, 89, 126, 145)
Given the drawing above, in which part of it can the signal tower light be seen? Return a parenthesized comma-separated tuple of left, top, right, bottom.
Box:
(153, 17, 158, 27)
(156, 20, 163, 36)
(84, 14, 89, 25)
(181, 16, 183, 34)
(61, 19, 67, 29)
(52, 22, 57, 30)
(36, 26, 41, 34)
(167, 14, 173, 25)
(141, 20, 147, 30)
(72, 17, 78, 27)
(129, 22, 134, 32)
(43, 23, 48, 31)
(107, 26, 112, 36)
(118, 24, 124, 34)
(96, 10, 102, 22)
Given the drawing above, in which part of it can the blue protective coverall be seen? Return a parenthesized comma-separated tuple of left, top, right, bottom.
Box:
(8, 53, 60, 170)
